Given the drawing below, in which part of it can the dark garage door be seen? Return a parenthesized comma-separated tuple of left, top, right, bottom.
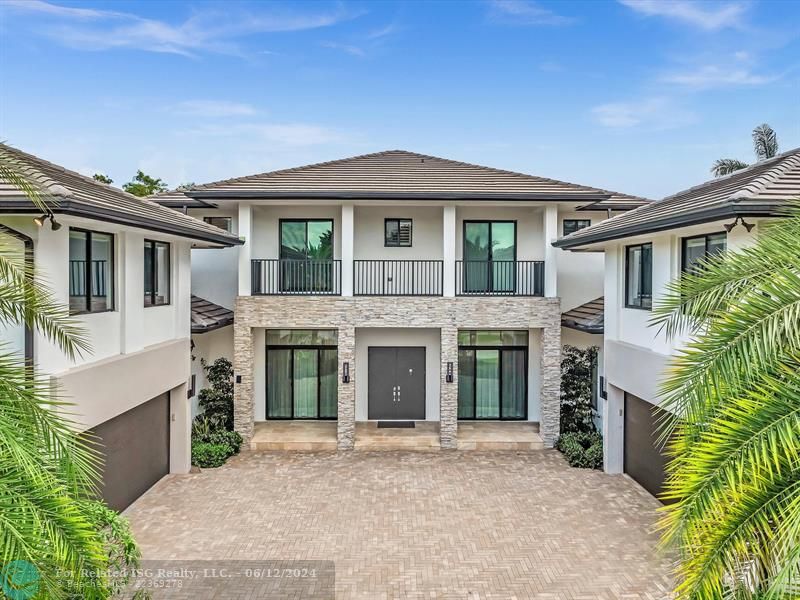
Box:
(88, 393, 170, 511)
(624, 392, 670, 502)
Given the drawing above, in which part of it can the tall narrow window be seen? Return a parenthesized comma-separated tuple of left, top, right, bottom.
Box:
(384, 218, 412, 247)
(682, 232, 726, 273)
(69, 228, 113, 314)
(625, 242, 653, 309)
(144, 240, 170, 306)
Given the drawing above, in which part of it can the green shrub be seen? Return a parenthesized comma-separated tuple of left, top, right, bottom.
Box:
(197, 357, 234, 430)
(556, 431, 603, 469)
(191, 442, 231, 468)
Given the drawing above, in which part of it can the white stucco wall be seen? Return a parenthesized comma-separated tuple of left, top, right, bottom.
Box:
(354, 327, 441, 421)
(187, 208, 239, 310)
(190, 325, 234, 418)
(353, 206, 443, 260)
(557, 211, 605, 311)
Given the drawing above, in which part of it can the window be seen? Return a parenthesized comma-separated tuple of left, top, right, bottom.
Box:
(203, 216, 232, 232)
(682, 232, 726, 273)
(625, 242, 652, 309)
(69, 228, 114, 314)
(384, 218, 412, 247)
(279, 219, 335, 292)
(457, 330, 528, 420)
(563, 219, 591, 236)
(266, 329, 337, 419)
(463, 221, 516, 293)
(144, 240, 170, 306)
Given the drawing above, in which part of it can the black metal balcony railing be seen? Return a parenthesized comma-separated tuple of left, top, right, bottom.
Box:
(251, 259, 341, 295)
(354, 260, 443, 296)
(455, 260, 544, 296)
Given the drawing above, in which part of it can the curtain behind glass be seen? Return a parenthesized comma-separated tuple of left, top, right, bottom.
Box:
(267, 349, 292, 418)
(319, 349, 337, 418)
(293, 349, 318, 418)
(501, 350, 526, 418)
(90, 232, 113, 311)
(458, 349, 475, 418)
(475, 350, 500, 418)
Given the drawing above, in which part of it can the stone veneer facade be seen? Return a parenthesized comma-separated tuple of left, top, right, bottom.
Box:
(233, 296, 562, 449)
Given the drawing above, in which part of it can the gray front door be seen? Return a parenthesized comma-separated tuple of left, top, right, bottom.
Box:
(368, 347, 426, 420)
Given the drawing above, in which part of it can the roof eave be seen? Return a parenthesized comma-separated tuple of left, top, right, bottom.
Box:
(552, 201, 780, 250)
(561, 320, 604, 334)
(186, 190, 614, 201)
(0, 199, 242, 247)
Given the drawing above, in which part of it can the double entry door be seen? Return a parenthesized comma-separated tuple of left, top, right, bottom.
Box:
(368, 347, 426, 420)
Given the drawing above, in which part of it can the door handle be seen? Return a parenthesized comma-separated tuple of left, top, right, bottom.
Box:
(397, 385, 400, 402)
(392, 385, 397, 402)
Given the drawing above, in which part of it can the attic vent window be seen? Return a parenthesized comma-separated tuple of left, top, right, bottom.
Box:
(385, 219, 412, 247)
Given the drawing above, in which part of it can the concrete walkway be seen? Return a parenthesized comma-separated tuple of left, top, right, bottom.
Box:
(126, 450, 674, 599)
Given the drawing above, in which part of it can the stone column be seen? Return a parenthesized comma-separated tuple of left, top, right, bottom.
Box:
(439, 325, 458, 449)
(337, 326, 356, 450)
(539, 324, 562, 447)
(233, 318, 255, 444)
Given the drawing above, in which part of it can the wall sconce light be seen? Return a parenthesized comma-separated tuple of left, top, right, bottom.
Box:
(723, 216, 755, 233)
(342, 361, 350, 383)
(446, 361, 454, 383)
(33, 212, 61, 230)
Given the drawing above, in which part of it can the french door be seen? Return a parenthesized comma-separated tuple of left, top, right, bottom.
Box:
(457, 346, 527, 420)
(279, 219, 334, 292)
(463, 221, 516, 293)
(266, 346, 337, 419)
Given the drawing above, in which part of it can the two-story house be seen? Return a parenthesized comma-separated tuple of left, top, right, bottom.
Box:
(553, 147, 800, 498)
(155, 150, 646, 451)
(0, 144, 241, 510)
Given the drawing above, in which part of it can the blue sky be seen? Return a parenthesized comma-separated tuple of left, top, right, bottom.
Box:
(0, 0, 798, 199)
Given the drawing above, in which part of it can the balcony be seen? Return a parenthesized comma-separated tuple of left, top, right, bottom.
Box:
(251, 259, 342, 295)
(455, 260, 544, 296)
(354, 260, 443, 296)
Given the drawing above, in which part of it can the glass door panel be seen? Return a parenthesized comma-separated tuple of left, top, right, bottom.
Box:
(267, 349, 292, 418)
(501, 349, 526, 418)
(491, 222, 515, 292)
(475, 349, 500, 418)
(457, 349, 475, 419)
(293, 349, 318, 418)
(319, 349, 338, 418)
(464, 222, 490, 292)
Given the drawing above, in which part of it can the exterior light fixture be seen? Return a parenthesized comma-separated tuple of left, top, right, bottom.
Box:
(724, 216, 755, 233)
(33, 213, 48, 227)
(342, 362, 350, 383)
(32, 212, 62, 230)
(446, 361, 454, 383)
(49, 217, 62, 231)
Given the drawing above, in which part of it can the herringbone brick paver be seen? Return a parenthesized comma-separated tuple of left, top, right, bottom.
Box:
(126, 450, 674, 599)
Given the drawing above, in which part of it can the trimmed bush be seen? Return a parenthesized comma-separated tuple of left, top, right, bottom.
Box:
(205, 430, 243, 455)
(191, 442, 230, 468)
(556, 431, 603, 469)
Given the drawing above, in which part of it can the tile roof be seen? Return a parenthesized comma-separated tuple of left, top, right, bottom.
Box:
(0, 143, 241, 247)
(154, 150, 649, 205)
(561, 297, 604, 334)
(191, 295, 234, 333)
(554, 147, 800, 249)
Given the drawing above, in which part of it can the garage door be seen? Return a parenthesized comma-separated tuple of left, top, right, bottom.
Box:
(88, 393, 170, 511)
(624, 392, 671, 502)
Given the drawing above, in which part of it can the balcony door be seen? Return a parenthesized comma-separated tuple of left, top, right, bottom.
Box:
(279, 219, 334, 293)
(463, 221, 516, 293)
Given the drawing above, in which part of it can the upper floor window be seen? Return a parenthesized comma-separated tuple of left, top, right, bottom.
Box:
(280, 219, 333, 260)
(563, 219, 591, 236)
(144, 240, 170, 307)
(625, 242, 652, 310)
(682, 232, 726, 273)
(203, 216, 232, 232)
(69, 228, 114, 314)
(385, 218, 412, 247)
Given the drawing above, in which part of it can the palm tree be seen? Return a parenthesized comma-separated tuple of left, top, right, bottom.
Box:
(652, 203, 800, 599)
(0, 149, 114, 598)
(712, 124, 780, 177)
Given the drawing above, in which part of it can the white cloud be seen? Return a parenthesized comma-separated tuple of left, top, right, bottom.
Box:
(618, 0, 749, 30)
(661, 65, 777, 89)
(488, 0, 575, 26)
(171, 100, 258, 117)
(591, 97, 694, 129)
(366, 24, 397, 40)
(4, 0, 358, 57)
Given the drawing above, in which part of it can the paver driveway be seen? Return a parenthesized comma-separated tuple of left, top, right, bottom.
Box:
(126, 450, 674, 599)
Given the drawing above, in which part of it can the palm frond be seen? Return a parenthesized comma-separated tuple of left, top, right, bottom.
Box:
(713, 158, 750, 177)
(753, 124, 779, 161)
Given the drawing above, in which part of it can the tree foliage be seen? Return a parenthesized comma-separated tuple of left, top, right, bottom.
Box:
(559, 344, 598, 434)
(652, 203, 800, 599)
(196, 357, 234, 431)
(92, 174, 113, 184)
(712, 123, 779, 177)
(122, 170, 167, 197)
